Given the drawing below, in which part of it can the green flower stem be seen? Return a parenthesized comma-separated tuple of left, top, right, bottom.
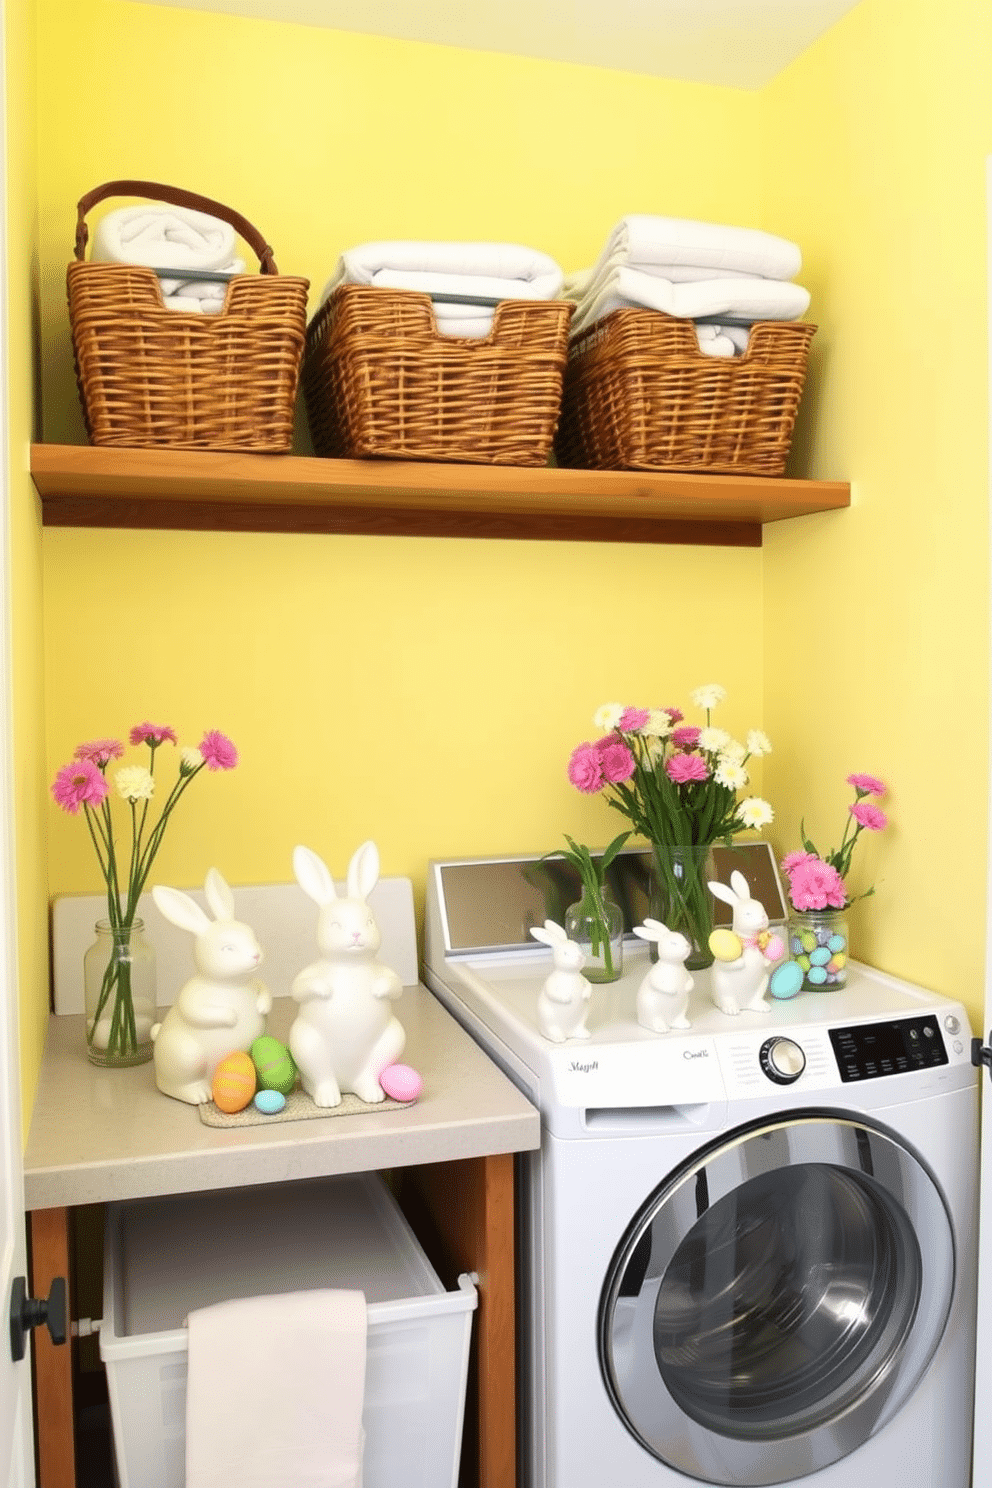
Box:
(650, 844, 715, 969)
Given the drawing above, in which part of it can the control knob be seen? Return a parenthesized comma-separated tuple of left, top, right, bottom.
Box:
(760, 1036, 806, 1085)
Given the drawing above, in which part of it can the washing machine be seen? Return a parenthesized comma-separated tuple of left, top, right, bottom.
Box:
(422, 850, 979, 1488)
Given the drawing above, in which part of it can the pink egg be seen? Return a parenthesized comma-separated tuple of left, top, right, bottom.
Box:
(764, 934, 785, 963)
(379, 1064, 423, 1103)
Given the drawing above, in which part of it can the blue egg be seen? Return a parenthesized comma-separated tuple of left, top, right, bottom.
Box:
(827, 933, 847, 953)
(770, 961, 804, 1000)
(807, 965, 828, 985)
(809, 948, 831, 966)
(254, 1089, 286, 1115)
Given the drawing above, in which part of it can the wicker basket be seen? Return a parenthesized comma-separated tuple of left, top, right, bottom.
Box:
(555, 311, 816, 476)
(303, 284, 573, 466)
(67, 180, 309, 452)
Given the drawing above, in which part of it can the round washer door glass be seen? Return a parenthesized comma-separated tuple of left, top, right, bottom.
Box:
(600, 1114, 954, 1486)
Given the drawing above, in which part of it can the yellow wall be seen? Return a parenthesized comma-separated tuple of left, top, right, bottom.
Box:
(761, 0, 992, 1010)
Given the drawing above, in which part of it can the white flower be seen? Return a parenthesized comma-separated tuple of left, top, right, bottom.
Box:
(690, 683, 726, 711)
(715, 761, 748, 791)
(593, 703, 625, 731)
(643, 736, 666, 767)
(737, 796, 774, 829)
(180, 746, 203, 773)
(114, 765, 154, 802)
(641, 709, 673, 737)
(746, 729, 773, 757)
(699, 726, 730, 754)
(720, 739, 747, 766)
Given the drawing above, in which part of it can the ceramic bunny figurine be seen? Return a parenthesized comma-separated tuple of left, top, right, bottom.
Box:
(288, 841, 406, 1107)
(707, 870, 784, 1016)
(530, 920, 592, 1043)
(632, 919, 693, 1032)
(150, 868, 271, 1104)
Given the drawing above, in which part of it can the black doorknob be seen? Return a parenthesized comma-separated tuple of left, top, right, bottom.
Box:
(9, 1275, 67, 1362)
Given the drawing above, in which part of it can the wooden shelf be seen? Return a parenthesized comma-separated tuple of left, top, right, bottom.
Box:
(30, 444, 850, 546)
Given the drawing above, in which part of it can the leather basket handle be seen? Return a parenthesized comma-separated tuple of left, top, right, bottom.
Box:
(74, 179, 279, 273)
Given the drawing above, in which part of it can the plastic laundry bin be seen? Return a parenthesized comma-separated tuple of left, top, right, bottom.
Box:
(100, 1172, 476, 1488)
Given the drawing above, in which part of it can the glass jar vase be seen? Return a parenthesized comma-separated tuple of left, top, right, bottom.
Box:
(83, 918, 158, 1067)
(648, 843, 716, 971)
(788, 909, 850, 992)
(565, 887, 624, 983)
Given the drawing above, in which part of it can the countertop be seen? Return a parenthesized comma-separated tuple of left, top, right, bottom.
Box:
(24, 986, 541, 1210)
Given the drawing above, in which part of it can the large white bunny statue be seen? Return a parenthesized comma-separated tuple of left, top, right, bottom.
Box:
(289, 841, 406, 1107)
(150, 868, 272, 1104)
(632, 918, 694, 1032)
(707, 870, 783, 1016)
(530, 919, 592, 1043)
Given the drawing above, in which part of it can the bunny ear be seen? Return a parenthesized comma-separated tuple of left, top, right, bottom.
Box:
(203, 867, 234, 922)
(293, 845, 338, 906)
(152, 883, 212, 937)
(633, 918, 666, 941)
(730, 870, 752, 899)
(347, 840, 380, 902)
(708, 880, 738, 907)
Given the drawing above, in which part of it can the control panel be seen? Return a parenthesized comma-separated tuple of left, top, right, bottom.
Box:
(828, 1015, 948, 1082)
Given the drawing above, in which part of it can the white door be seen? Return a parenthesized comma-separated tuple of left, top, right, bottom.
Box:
(973, 155, 992, 1488)
(0, 2, 34, 1478)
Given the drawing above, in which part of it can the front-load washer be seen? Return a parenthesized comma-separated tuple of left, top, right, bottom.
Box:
(423, 852, 979, 1488)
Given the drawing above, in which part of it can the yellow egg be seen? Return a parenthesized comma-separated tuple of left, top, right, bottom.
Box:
(212, 1050, 257, 1113)
(709, 927, 743, 962)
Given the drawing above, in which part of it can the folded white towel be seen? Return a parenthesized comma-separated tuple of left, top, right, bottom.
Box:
(186, 1289, 367, 1488)
(590, 214, 803, 282)
(92, 203, 244, 313)
(321, 239, 565, 337)
(563, 264, 811, 337)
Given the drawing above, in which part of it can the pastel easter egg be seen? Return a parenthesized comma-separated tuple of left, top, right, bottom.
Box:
(709, 928, 743, 962)
(790, 935, 803, 956)
(253, 1088, 286, 1115)
(764, 934, 785, 964)
(827, 933, 848, 954)
(799, 931, 817, 953)
(807, 965, 828, 986)
(770, 961, 804, 1000)
(251, 1035, 298, 1095)
(379, 1064, 423, 1103)
(827, 954, 847, 974)
(796, 954, 812, 972)
(212, 1051, 257, 1113)
(809, 948, 831, 967)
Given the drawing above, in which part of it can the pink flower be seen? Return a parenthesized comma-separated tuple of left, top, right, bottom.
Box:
(847, 773, 887, 797)
(786, 857, 847, 910)
(568, 742, 604, 794)
(596, 737, 636, 783)
(664, 708, 684, 723)
(666, 752, 710, 785)
(73, 738, 124, 766)
(781, 850, 818, 874)
(671, 726, 701, 748)
(51, 759, 110, 814)
(618, 707, 650, 733)
(198, 730, 239, 771)
(130, 722, 178, 747)
(851, 801, 887, 831)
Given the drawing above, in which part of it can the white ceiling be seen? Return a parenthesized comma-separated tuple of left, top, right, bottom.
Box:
(133, 0, 863, 90)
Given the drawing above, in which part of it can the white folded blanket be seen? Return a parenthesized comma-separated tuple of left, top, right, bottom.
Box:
(563, 265, 811, 339)
(92, 203, 244, 313)
(321, 239, 565, 338)
(186, 1289, 367, 1488)
(590, 214, 803, 281)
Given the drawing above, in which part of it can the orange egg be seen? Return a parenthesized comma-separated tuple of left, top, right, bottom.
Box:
(212, 1050, 257, 1113)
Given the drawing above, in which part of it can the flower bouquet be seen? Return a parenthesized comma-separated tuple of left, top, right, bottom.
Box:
(541, 831, 631, 982)
(51, 724, 238, 1065)
(567, 685, 773, 968)
(780, 773, 889, 989)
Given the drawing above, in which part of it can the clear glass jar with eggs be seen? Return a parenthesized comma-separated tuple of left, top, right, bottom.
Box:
(787, 908, 850, 991)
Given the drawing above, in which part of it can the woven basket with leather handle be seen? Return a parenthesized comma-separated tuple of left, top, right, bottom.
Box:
(303, 284, 573, 467)
(555, 311, 816, 476)
(67, 180, 309, 452)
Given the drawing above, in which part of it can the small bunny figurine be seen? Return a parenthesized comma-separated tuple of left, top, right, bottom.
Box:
(530, 920, 592, 1043)
(150, 868, 272, 1105)
(288, 841, 406, 1108)
(632, 919, 693, 1032)
(707, 870, 784, 1016)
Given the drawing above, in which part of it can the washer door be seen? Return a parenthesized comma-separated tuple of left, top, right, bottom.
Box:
(599, 1113, 954, 1486)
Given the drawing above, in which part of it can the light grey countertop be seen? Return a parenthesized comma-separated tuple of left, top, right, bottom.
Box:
(24, 987, 540, 1211)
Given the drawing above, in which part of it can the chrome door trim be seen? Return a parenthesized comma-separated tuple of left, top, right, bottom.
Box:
(599, 1112, 955, 1486)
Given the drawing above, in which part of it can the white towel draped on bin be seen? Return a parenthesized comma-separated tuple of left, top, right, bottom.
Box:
(563, 215, 810, 353)
(320, 239, 565, 338)
(91, 203, 245, 312)
(185, 1289, 368, 1488)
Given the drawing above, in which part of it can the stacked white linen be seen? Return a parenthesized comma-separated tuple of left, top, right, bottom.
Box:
(320, 240, 565, 337)
(92, 203, 245, 312)
(563, 215, 810, 355)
